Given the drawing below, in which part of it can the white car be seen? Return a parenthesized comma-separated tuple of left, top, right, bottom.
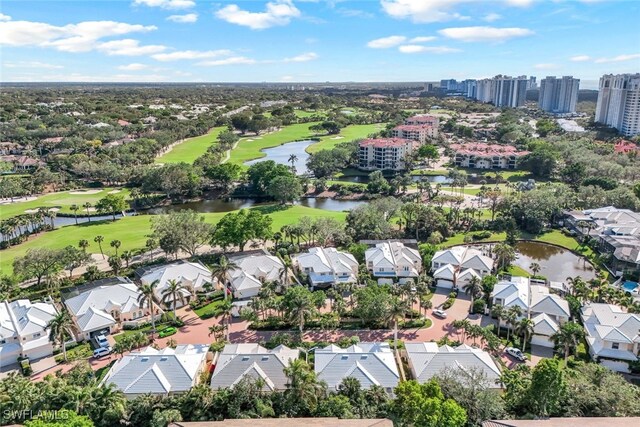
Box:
(432, 309, 447, 319)
(94, 334, 109, 348)
(505, 347, 527, 362)
(93, 346, 112, 359)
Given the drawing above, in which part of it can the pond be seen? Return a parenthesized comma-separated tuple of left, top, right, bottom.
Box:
(338, 174, 452, 184)
(512, 241, 596, 282)
(1, 213, 126, 241)
(244, 139, 315, 175)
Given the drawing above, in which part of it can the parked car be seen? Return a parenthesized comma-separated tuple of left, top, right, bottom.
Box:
(158, 327, 178, 338)
(94, 334, 109, 348)
(93, 346, 112, 359)
(505, 347, 527, 362)
(432, 309, 447, 319)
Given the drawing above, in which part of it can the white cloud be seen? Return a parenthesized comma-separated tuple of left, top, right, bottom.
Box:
(367, 35, 407, 48)
(570, 55, 591, 62)
(439, 26, 534, 42)
(197, 56, 257, 66)
(534, 63, 558, 70)
(283, 52, 318, 62)
(409, 36, 437, 43)
(380, 0, 533, 23)
(0, 19, 157, 54)
(0, 13, 11, 22)
(215, 0, 301, 30)
(398, 45, 460, 54)
(118, 63, 148, 70)
(595, 53, 640, 63)
(167, 13, 198, 23)
(152, 49, 233, 61)
(4, 61, 63, 69)
(133, 0, 195, 10)
(98, 39, 167, 56)
(483, 13, 502, 22)
(280, 75, 295, 81)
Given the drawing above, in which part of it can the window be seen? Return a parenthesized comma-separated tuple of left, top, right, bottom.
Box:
(32, 333, 41, 338)
(612, 342, 619, 350)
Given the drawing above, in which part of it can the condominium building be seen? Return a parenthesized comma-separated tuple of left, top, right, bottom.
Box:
(595, 73, 640, 137)
(391, 124, 438, 143)
(357, 138, 416, 171)
(473, 75, 528, 108)
(539, 76, 580, 114)
(404, 114, 439, 127)
(450, 142, 529, 169)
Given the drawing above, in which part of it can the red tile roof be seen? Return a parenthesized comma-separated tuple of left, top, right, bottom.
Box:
(450, 142, 528, 157)
(359, 138, 413, 148)
(614, 139, 638, 154)
(393, 124, 435, 132)
(406, 115, 438, 125)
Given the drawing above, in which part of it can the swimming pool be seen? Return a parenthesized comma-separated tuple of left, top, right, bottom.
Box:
(622, 281, 639, 293)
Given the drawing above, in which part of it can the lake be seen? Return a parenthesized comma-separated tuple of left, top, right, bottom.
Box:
(339, 174, 452, 184)
(244, 139, 315, 175)
(513, 241, 596, 281)
(152, 197, 365, 214)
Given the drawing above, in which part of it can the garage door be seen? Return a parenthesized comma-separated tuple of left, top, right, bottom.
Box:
(530, 335, 554, 348)
(437, 279, 453, 289)
(25, 343, 53, 361)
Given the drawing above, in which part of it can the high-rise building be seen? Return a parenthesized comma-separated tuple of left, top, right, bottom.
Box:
(596, 73, 640, 137)
(539, 76, 580, 114)
(493, 75, 528, 108)
(476, 78, 495, 103)
(528, 76, 537, 90)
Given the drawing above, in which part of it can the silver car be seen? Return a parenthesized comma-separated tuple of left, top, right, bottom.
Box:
(505, 347, 527, 362)
(432, 309, 447, 319)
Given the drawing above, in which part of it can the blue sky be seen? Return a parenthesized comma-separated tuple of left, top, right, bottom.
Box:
(1, 0, 639, 87)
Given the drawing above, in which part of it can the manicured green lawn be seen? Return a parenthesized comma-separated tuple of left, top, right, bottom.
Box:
(193, 299, 226, 318)
(294, 110, 324, 118)
(306, 123, 383, 153)
(0, 205, 347, 275)
(2, 188, 131, 220)
(155, 126, 226, 164)
(507, 265, 530, 277)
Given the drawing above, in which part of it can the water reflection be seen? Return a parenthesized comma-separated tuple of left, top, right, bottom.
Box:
(513, 241, 596, 281)
(244, 139, 315, 174)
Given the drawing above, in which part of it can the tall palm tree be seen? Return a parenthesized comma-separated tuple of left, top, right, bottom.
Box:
(284, 359, 325, 413)
(288, 154, 298, 172)
(161, 279, 188, 320)
(530, 262, 541, 277)
(94, 235, 105, 259)
(138, 281, 159, 335)
(386, 297, 408, 349)
(110, 239, 121, 257)
(463, 276, 483, 308)
(491, 304, 504, 335)
(83, 202, 92, 222)
(516, 318, 535, 351)
(78, 239, 89, 253)
(47, 309, 74, 363)
(208, 324, 225, 342)
(494, 243, 516, 272)
(210, 256, 238, 300)
(217, 299, 233, 342)
(504, 305, 523, 343)
(70, 204, 79, 225)
(285, 290, 316, 337)
(551, 321, 585, 361)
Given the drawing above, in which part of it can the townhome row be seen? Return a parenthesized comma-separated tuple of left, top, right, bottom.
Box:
(449, 142, 529, 170)
(100, 341, 502, 398)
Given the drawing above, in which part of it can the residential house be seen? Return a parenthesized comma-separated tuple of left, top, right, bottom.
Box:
(64, 278, 160, 341)
(101, 344, 209, 398)
(404, 343, 502, 388)
(365, 241, 422, 279)
(0, 142, 22, 156)
(227, 253, 285, 300)
(357, 138, 416, 171)
(0, 299, 57, 366)
(391, 125, 438, 143)
(314, 342, 400, 393)
(491, 276, 571, 347)
(431, 246, 494, 289)
(0, 155, 44, 172)
(138, 261, 215, 309)
(292, 247, 358, 289)
(450, 142, 529, 170)
(210, 344, 299, 391)
(581, 303, 640, 372)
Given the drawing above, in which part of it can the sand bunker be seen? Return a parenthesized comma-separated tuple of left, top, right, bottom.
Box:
(69, 189, 102, 195)
(108, 190, 122, 194)
(330, 136, 345, 140)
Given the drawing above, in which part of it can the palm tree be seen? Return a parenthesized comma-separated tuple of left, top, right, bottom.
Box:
(284, 359, 324, 413)
(210, 256, 238, 300)
(420, 297, 433, 317)
(285, 290, 316, 337)
(463, 276, 483, 308)
(494, 243, 516, 272)
(504, 306, 522, 343)
(78, 239, 89, 253)
(217, 299, 233, 342)
(491, 304, 504, 335)
(288, 154, 298, 172)
(121, 250, 133, 268)
(47, 309, 74, 363)
(551, 321, 585, 361)
(530, 262, 541, 277)
(208, 324, 225, 342)
(70, 204, 79, 225)
(516, 318, 534, 351)
(161, 279, 188, 320)
(110, 239, 121, 257)
(83, 202, 92, 222)
(94, 235, 105, 259)
(386, 297, 408, 350)
(138, 281, 159, 336)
